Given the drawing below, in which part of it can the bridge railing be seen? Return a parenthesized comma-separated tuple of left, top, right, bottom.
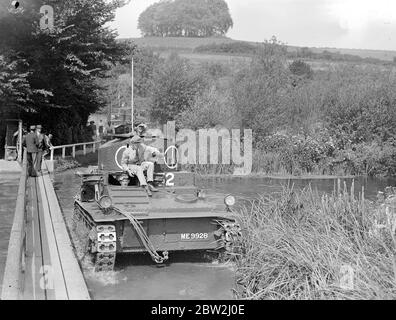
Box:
(49, 140, 103, 161)
(1, 149, 28, 300)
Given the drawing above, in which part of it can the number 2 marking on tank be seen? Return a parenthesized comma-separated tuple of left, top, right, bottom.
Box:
(165, 173, 175, 186)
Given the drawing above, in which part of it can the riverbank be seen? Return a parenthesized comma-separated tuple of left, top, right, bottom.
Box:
(233, 183, 396, 300)
(197, 173, 356, 180)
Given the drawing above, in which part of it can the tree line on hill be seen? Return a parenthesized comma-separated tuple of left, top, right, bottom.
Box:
(138, 0, 233, 37)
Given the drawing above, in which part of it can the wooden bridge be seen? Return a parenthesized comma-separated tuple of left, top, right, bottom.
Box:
(1, 150, 90, 300)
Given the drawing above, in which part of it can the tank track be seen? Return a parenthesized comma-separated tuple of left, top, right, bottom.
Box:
(73, 204, 117, 272)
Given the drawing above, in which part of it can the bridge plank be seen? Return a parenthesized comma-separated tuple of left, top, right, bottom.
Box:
(37, 174, 69, 300)
(23, 178, 46, 300)
(36, 177, 58, 300)
(41, 162, 90, 300)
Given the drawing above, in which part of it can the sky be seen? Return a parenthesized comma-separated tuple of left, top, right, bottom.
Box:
(111, 0, 396, 51)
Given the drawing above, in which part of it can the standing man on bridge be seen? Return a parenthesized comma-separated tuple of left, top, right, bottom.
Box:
(35, 125, 48, 173)
(23, 125, 39, 177)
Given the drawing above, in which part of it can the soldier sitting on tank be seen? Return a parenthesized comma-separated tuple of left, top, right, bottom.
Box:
(121, 136, 161, 197)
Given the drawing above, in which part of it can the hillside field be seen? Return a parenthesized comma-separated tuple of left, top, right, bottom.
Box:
(129, 36, 396, 62)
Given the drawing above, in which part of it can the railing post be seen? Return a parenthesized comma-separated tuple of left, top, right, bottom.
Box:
(62, 147, 66, 159)
(83, 144, 86, 156)
(92, 142, 96, 153)
(50, 148, 54, 162)
(72, 146, 76, 158)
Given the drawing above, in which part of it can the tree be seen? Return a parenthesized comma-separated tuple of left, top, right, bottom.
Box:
(138, 0, 233, 37)
(0, 55, 34, 117)
(230, 37, 291, 142)
(0, 0, 130, 144)
(150, 53, 206, 124)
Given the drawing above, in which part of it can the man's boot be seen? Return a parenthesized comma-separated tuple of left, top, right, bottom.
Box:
(143, 185, 152, 197)
(148, 182, 159, 192)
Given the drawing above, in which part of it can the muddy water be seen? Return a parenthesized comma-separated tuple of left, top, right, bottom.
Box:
(53, 170, 396, 300)
(0, 174, 20, 294)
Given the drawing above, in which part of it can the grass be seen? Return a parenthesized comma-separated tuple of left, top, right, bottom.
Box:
(233, 181, 396, 300)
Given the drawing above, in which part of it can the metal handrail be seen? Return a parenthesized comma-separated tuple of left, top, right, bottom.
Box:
(50, 140, 103, 150)
(49, 140, 104, 161)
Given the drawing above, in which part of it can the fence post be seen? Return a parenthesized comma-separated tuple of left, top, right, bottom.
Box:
(83, 144, 86, 156)
(50, 148, 54, 161)
(72, 146, 76, 158)
(93, 142, 96, 153)
(62, 147, 66, 159)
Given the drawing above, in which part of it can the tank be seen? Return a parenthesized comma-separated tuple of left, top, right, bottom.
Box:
(72, 135, 241, 271)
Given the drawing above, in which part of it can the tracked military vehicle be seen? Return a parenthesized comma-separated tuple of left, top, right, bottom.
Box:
(73, 134, 241, 271)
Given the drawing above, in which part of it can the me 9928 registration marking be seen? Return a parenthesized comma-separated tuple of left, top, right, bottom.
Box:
(181, 233, 209, 241)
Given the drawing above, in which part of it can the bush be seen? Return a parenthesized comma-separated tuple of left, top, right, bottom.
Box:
(256, 131, 336, 175)
(194, 41, 259, 55)
(289, 59, 313, 79)
(177, 86, 236, 130)
(150, 53, 207, 124)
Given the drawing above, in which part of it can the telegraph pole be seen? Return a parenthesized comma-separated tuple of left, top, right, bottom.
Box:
(131, 55, 134, 131)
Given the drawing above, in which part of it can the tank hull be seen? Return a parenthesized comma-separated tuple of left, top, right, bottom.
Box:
(74, 200, 235, 253)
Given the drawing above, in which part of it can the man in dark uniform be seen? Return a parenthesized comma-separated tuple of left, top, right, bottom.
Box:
(36, 125, 47, 173)
(24, 125, 39, 177)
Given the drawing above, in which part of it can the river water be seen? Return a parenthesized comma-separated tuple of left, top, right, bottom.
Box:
(52, 170, 396, 300)
(1, 169, 395, 299)
(0, 174, 19, 294)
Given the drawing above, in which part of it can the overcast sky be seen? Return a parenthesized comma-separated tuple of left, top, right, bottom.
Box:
(111, 0, 396, 51)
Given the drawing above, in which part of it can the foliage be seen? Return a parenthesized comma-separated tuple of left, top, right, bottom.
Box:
(289, 59, 313, 79)
(229, 37, 291, 142)
(177, 86, 236, 129)
(139, 35, 396, 177)
(0, 55, 33, 114)
(235, 184, 396, 299)
(138, 0, 233, 37)
(150, 53, 207, 124)
(0, 0, 130, 144)
(194, 41, 259, 55)
(100, 46, 162, 123)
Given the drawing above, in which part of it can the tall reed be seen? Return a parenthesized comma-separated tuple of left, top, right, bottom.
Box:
(234, 182, 396, 299)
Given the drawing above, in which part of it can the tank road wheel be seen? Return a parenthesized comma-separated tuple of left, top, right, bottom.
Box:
(94, 225, 117, 272)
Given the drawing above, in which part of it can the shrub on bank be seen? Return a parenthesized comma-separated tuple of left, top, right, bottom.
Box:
(234, 184, 396, 300)
(194, 41, 259, 55)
